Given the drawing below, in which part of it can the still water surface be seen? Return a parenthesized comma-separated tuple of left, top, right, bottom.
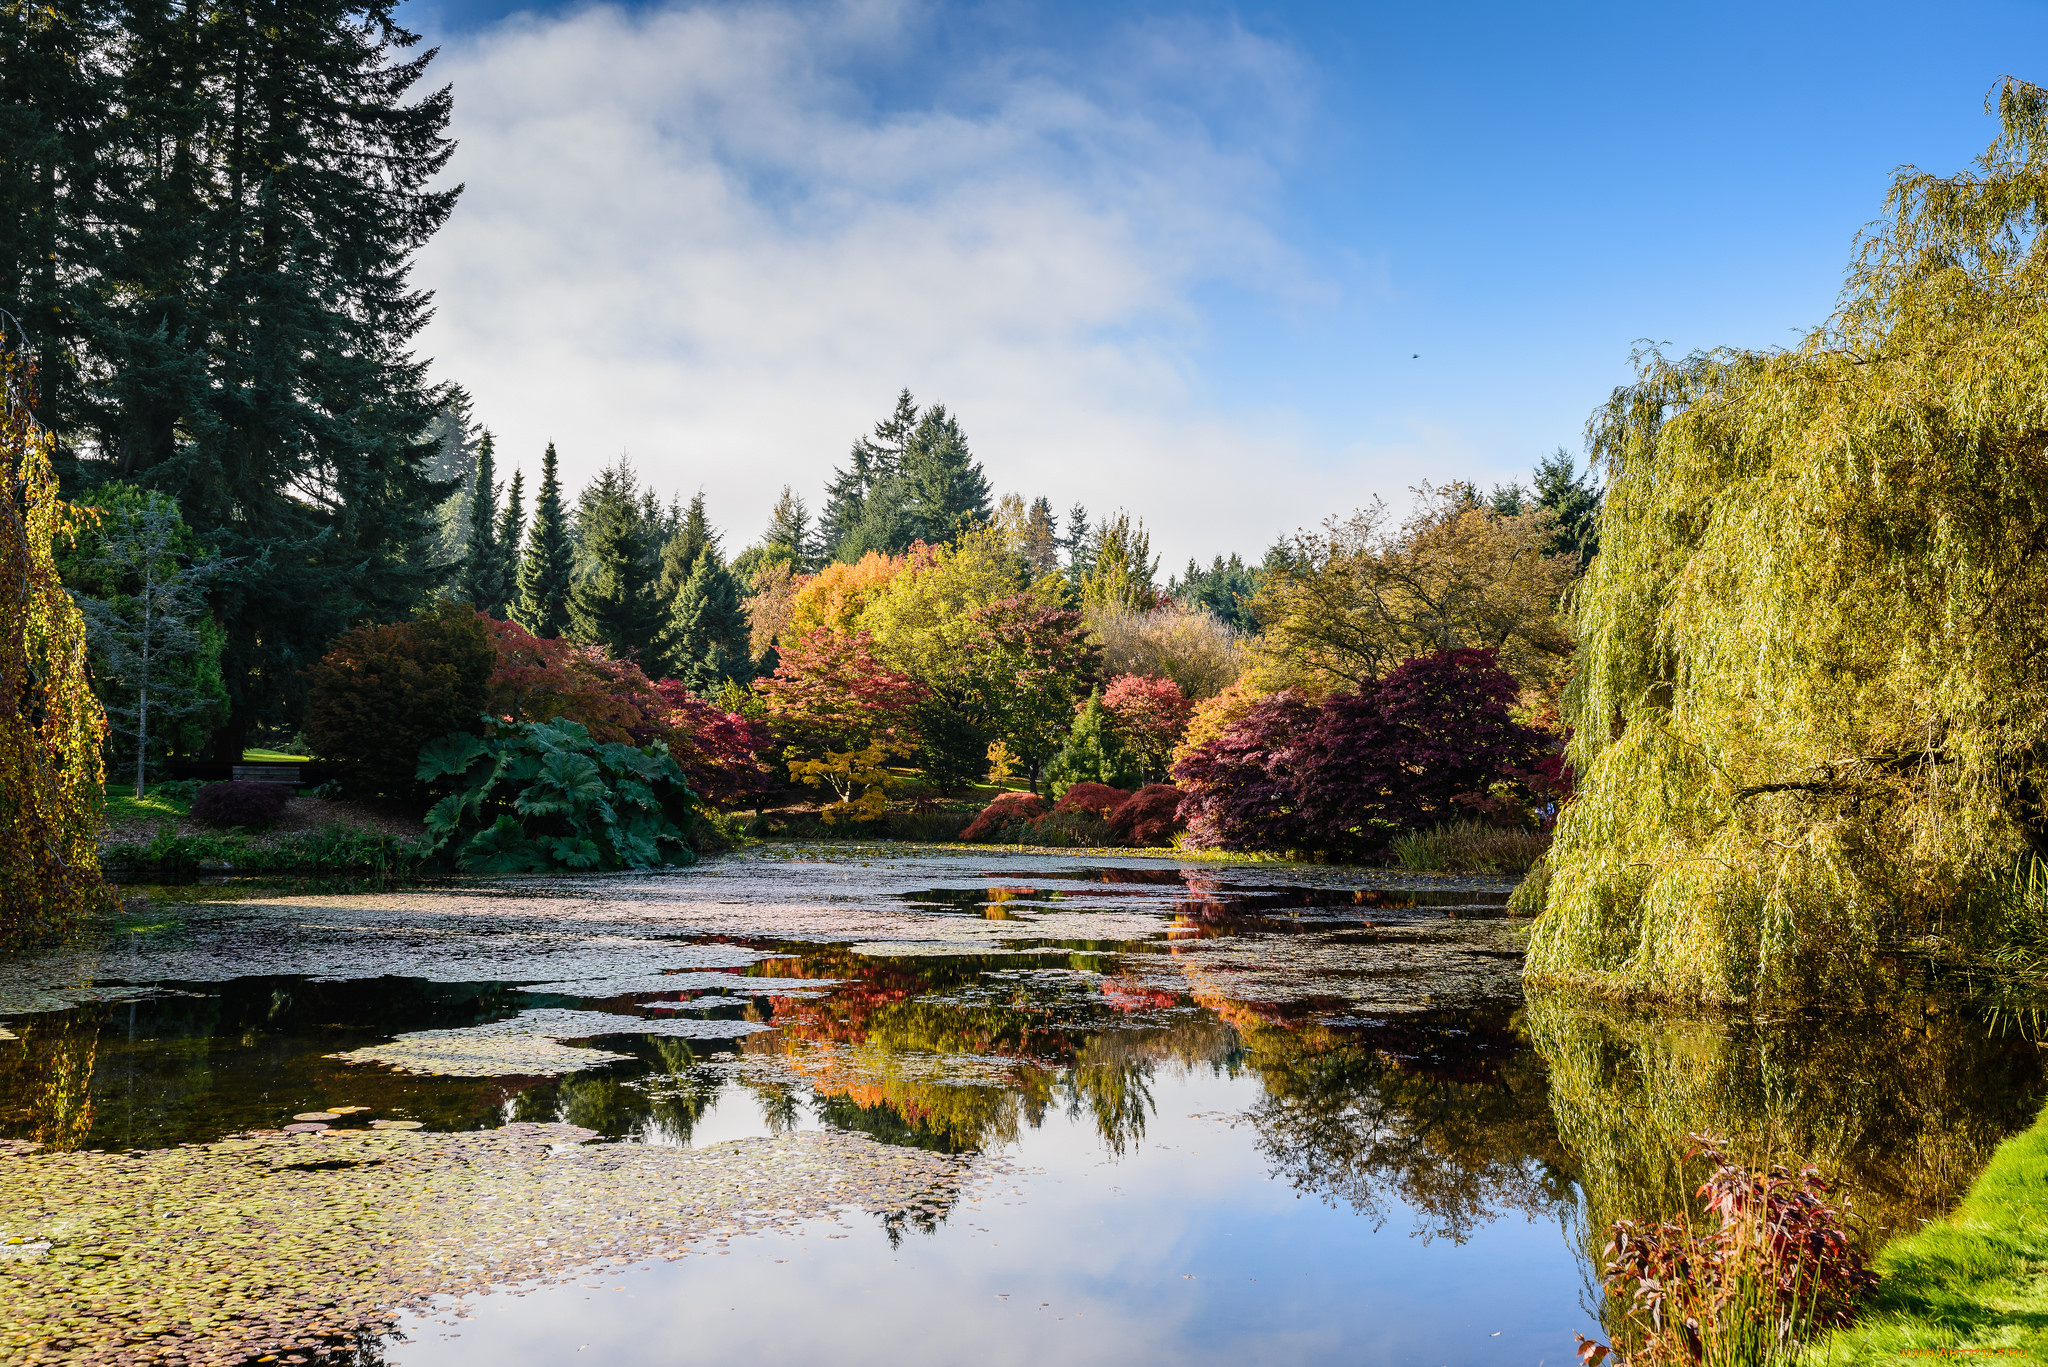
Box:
(0, 850, 2040, 1366)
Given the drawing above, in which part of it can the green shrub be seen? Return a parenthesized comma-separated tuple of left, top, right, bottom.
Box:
(1390, 820, 1549, 874)
(417, 718, 699, 873)
(102, 825, 426, 876)
(1045, 691, 1143, 795)
(306, 602, 495, 797)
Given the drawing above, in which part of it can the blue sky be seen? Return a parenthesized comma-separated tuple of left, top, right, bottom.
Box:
(398, 0, 2048, 563)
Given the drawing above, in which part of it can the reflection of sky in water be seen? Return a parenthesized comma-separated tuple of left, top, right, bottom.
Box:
(6, 851, 2047, 1365)
(396, 1069, 1595, 1367)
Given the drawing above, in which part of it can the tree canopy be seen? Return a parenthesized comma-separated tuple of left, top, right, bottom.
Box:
(1526, 79, 2048, 1003)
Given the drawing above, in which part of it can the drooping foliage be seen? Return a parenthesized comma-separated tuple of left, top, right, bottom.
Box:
(417, 718, 698, 873)
(1527, 81, 2048, 1003)
(0, 351, 108, 936)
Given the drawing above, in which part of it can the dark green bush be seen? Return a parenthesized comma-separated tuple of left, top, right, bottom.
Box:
(305, 602, 495, 797)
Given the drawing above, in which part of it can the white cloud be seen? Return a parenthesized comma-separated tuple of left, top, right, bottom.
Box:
(414, 0, 1444, 563)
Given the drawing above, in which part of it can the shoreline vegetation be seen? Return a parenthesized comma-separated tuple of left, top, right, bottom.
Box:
(1818, 1103, 2048, 1363)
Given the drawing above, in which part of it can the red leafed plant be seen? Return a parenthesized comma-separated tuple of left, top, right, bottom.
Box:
(1101, 674, 1193, 780)
(1575, 1135, 1877, 1367)
(1107, 783, 1185, 846)
(1052, 782, 1133, 820)
(959, 791, 1049, 842)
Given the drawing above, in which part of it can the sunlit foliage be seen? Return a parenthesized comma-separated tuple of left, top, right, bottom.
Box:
(1528, 82, 2048, 1002)
(0, 352, 107, 937)
(1250, 484, 1575, 696)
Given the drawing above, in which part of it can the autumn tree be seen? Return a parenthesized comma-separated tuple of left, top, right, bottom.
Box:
(1250, 484, 1576, 695)
(0, 351, 107, 936)
(963, 595, 1102, 792)
(754, 628, 925, 765)
(1101, 674, 1194, 782)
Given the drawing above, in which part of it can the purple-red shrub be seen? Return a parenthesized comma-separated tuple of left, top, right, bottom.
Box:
(191, 781, 291, 829)
(1172, 650, 1564, 858)
(1171, 691, 1320, 851)
(1295, 648, 1559, 859)
(1108, 783, 1185, 846)
(960, 791, 1050, 842)
(1052, 782, 1133, 820)
(651, 681, 775, 808)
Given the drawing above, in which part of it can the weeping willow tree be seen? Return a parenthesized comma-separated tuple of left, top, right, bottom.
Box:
(0, 344, 108, 939)
(1526, 81, 2048, 1002)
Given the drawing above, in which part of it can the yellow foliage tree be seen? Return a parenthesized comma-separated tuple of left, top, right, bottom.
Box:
(1527, 81, 2048, 1003)
(787, 550, 903, 638)
(0, 349, 109, 938)
(857, 526, 1056, 678)
(1249, 484, 1576, 696)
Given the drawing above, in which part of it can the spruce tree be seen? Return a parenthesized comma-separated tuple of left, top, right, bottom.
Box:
(899, 403, 991, 543)
(1064, 504, 1095, 586)
(820, 389, 917, 558)
(1530, 447, 1603, 567)
(515, 443, 573, 639)
(495, 466, 524, 601)
(667, 549, 753, 696)
(569, 462, 667, 662)
(458, 432, 505, 612)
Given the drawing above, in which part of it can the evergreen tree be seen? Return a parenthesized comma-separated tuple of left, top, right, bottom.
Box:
(1170, 554, 1258, 633)
(1082, 512, 1157, 611)
(1530, 447, 1603, 567)
(1023, 497, 1060, 575)
(515, 443, 573, 638)
(656, 489, 718, 609)
(899, 403, 991, 543)
(763, 485, 816, 572)
(667, 548, 754, 696)
(495, 466, 524, 602)
(0, 0, 112, 448)
(569, 461, 668, 662)
(76, 0, 461, 753)
(1046, 690, 1143, 794)
(1064, 503, 1095, 585)
(820, 389, 917, 557)
(458, 432, 506, 613)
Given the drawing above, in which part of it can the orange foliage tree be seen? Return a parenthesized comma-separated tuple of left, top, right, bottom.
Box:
(0, 349, 109, 936)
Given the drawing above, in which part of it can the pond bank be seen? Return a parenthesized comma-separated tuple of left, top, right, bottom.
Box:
(1819, 1100, 2048, 1362)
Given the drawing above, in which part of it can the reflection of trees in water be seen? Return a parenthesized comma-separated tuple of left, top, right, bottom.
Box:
(513, 1037, 720, 1143)
(1239, 1010, 1578, 1244)
(1524, 991, 2048, 1342)
(0, 1005, 106, 1150)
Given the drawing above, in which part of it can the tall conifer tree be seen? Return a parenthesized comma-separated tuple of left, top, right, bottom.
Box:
(667, 549, 753, 696)
(515, 443, 572, 638)
(569, 461, 667, 662)
(458, 433, 505, 612)
(495, 466, 524, 602)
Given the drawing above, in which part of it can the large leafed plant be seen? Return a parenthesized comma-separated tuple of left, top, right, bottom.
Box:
(417, 718, 698, 873)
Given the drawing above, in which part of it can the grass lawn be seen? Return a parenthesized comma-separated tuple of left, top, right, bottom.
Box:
(241, 748, 310, 763)
(1818, 1101, 2048, 1361)
(103, 786, 193, 825)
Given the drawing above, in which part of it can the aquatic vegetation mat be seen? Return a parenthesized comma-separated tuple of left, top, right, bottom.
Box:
(0, 1122, 969, 1366)
(330, 1008, 774, 1078)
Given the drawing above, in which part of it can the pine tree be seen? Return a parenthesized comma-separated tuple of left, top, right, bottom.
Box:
(1064, 503, 1095, 585)
(667, 549, 754, 696)
(515, 443, 573, 639)
(820, 389, 917, 558)
(0, 0, 112, 449)
(569, 461, 668, 662)
(1530, 447, 1602, 567)
(495, 466, 524, 603)
(458, 432, 505, 613)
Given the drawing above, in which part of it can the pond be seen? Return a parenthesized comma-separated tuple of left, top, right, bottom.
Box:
(1, 849, 2042, 1366)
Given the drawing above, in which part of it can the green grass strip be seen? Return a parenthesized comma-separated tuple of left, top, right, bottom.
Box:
(1819, 1103, 2048, 1362)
